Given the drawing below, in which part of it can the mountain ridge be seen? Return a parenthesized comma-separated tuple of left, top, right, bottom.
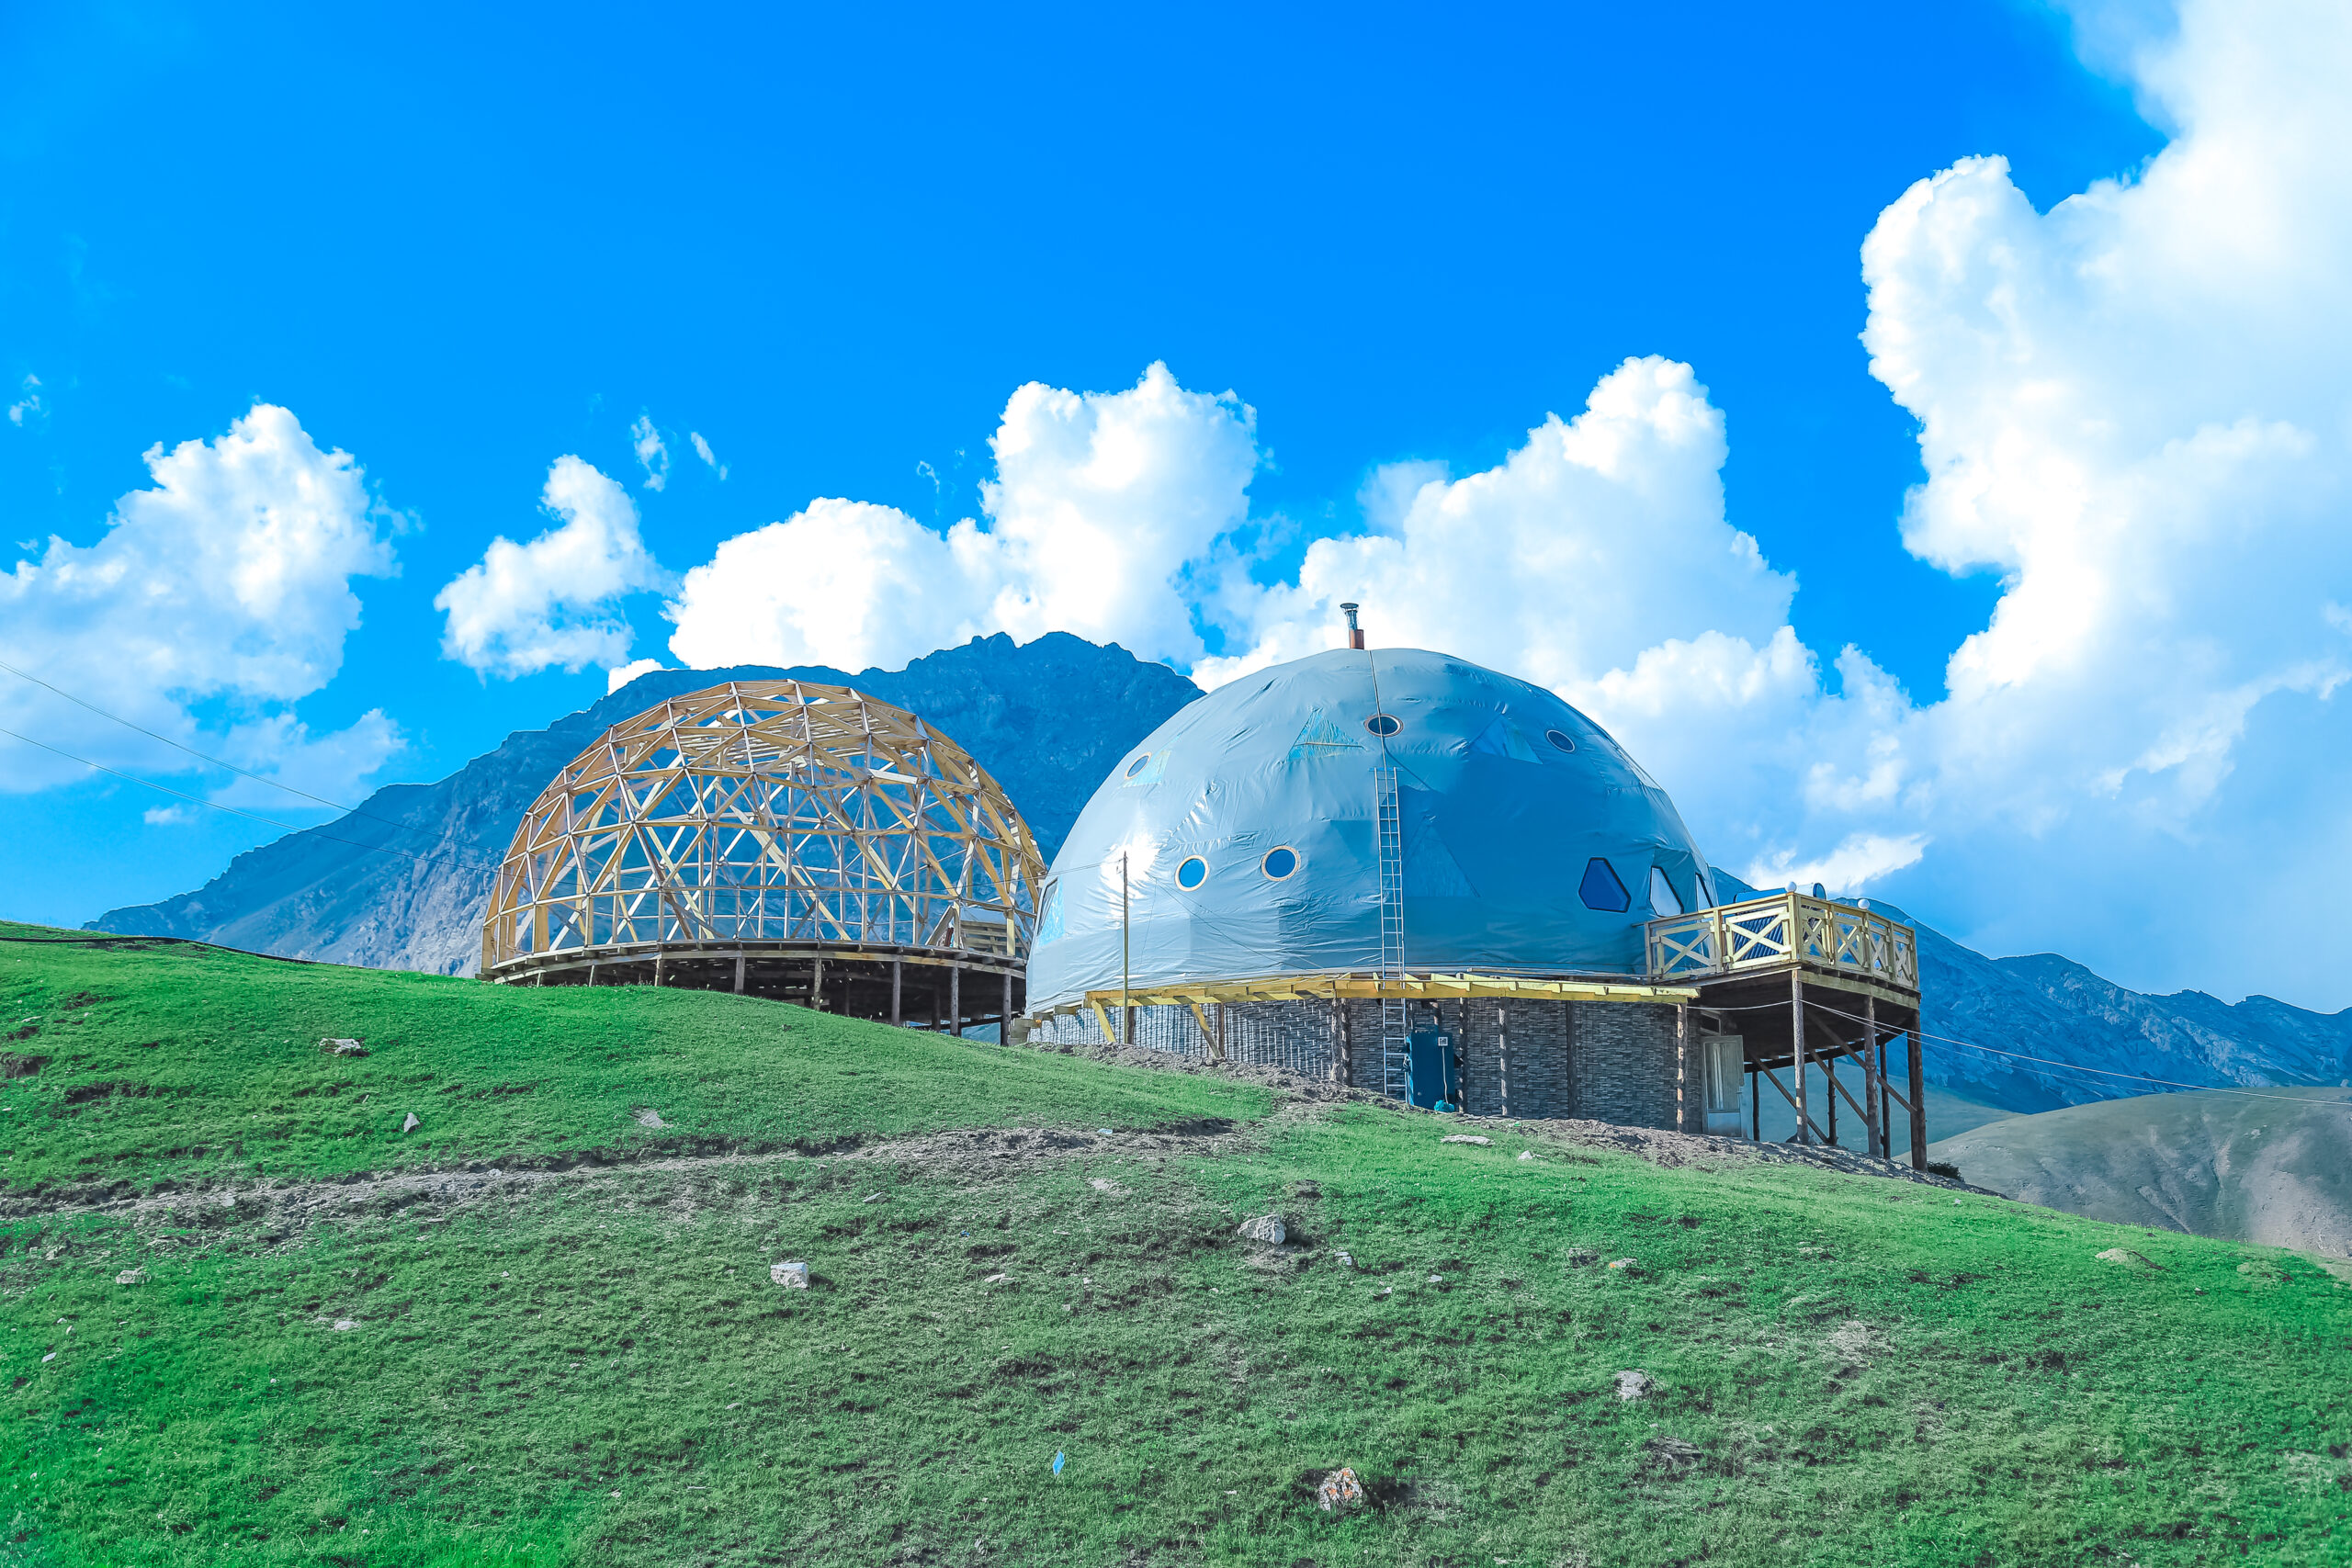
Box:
(95, 637, 2352, 1109)
(91, 632, 1203, 977)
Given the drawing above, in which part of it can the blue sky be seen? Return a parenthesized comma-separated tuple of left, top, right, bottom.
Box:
(9, 3, 2350, 1013)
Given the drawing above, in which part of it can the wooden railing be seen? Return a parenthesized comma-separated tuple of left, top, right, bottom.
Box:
(1644, 893, 1918, 992)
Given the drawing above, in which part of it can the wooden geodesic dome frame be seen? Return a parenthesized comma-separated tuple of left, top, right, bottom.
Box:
(480, 680, 1045, 1025)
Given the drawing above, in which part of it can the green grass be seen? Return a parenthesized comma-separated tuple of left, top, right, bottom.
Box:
(0, 923, 1267, 1193)
(2, 924, 2348, 1566)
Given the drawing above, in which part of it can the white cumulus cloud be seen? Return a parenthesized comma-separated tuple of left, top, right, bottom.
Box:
(606, 657, 666, 694)
(664, 362, 1256, 672)
(631, 416, 669, 491)
(0, 403, 403, 803)
(435, 457, 670, 679)
(1195, 355, 1792, 691)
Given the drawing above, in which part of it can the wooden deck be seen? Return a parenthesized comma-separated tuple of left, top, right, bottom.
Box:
(1645, 892, 1928, 1167)
(1645, 891, 1918, 997)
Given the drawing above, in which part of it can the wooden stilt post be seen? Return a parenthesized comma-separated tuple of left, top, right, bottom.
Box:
(586, 962, 597, 987)
(1789, 970, 1809, 1145)
(733, 953, 745, 995)
(811, 955, 825, 1011)
(1329, 995, 1343, 1084)
(1907, 1022, 1927, 1169)
(1863, 996, 1883, 1160)
(890, 959, 902, 1026)
(1750, 1060, 1760, 1142)
(1337, 999, 1352, 1084)
(1825, 1047, 1838, 1146)
(1002, 970, 1013, 1036)
(653, 953, 665, 988)
(1880, 1030, 1894, 1160)
(950, 964, 963, 1038)
(1674, 1003, 1689, 1133)
(1215, 1001, 1227, 1064)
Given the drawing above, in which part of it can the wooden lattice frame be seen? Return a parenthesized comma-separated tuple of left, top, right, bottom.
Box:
(480, 681, 1045, 975)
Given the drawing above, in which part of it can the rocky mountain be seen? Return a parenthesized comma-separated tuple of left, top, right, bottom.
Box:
(90, 633, 1202, 976)
(1929, 1086, 2352, 1261)
(94, 637, 2352, 1111)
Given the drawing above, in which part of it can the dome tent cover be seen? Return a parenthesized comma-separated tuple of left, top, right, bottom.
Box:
(1027, 647, 1716, 1010)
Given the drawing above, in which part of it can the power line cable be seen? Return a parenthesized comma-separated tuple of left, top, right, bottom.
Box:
(0, 655, 433, 834)
(0, 724, 468, 872)
(1796, 996, 2352, 1113)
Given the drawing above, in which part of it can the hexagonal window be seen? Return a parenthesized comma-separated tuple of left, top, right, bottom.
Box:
(1578, 856, 1630, 912)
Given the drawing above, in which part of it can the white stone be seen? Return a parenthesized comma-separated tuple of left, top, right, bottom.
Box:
(1316, 1467, 1364, 1512)
(1606, 1258, 1636, 1271)
(770, 1261, 810, 1290)
(1334, 1251, 1355, 1269)
(1441, 1134, 1492, 1145)
(319, 1038, 368, 1056)
(634, 1109, 667, 1128)
(115, 1268, 146, 1286)
(1517, 1150, 1535, 1161)
(401, 1112, 420, 1134)
(1237, 1214, 1286, 1246)
(864, 1192, 888, 1204)
(333, 1319, 357, 1332)
(1614, 1370, 1653, 1401)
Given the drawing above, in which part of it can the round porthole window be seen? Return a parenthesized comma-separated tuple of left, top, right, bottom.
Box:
(1261, 846, 1300, 881)
(1363, 714, 1401, 737)
(1176, 856, 1207, 890)
(1124, 752, 1152, 778)
(1545, 728, 1577, 752)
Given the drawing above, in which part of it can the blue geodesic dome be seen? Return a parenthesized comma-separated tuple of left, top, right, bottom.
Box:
(1025, 646, 1718, 1009)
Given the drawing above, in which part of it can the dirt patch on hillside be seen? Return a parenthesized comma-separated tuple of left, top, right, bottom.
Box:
(0, 1104, 1311, 1242)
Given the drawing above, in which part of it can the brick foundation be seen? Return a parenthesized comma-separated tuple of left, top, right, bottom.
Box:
(1028, 996, 1686, 1129)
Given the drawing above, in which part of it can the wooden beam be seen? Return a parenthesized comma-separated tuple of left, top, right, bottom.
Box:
(1804, 1010, 1875, 1128)
(1090, 1000, 1115, 1046)
(1789, 969, 1810, 1145)
(1907, 1026, 1928, 1170)
(1755, 1061, 1831, 1144)
(1862, 995, 1883, 1161)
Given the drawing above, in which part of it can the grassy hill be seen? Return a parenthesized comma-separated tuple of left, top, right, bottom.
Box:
(3, 922, 2349, 1567)
(1930, 1086, 2352, 1262)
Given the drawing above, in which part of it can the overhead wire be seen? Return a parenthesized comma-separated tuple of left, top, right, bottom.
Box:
(0, 724, 469, 872)
(1801, 997, 2352, 1112)
(0, 655, 437, 840)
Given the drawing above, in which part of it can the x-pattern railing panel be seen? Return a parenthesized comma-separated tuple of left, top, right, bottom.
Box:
(1644, 893, 1919, 990)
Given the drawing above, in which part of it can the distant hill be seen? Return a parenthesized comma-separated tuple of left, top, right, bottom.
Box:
(90, 633, 1202, 977)
(1929, 1087, 2352, 1261)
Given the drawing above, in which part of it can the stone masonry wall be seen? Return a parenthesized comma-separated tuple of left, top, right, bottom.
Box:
(1029, 995, 1688, 1131)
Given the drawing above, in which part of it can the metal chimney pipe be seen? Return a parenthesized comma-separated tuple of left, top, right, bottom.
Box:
(1340, 602, 1364, 650)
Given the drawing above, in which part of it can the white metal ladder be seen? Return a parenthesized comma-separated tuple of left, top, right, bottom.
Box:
(1375, 763, 1410, 1099)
